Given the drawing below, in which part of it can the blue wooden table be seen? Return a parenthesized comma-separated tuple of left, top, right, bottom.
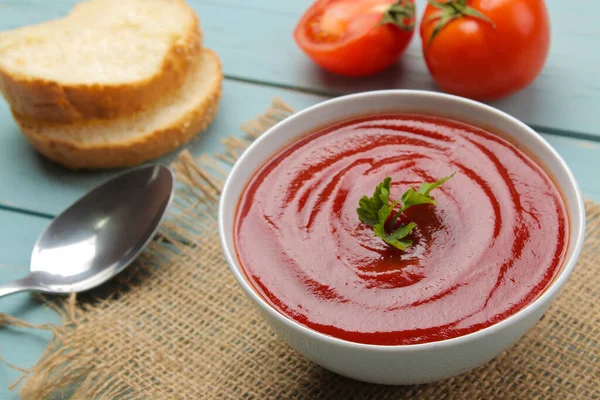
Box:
(1, 1, 599, 397)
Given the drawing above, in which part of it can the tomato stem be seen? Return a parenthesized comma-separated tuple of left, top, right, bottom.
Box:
(379, 0, 415, 31)
(425, 0, 496, 50)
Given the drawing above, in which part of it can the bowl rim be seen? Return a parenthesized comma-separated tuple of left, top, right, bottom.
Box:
(218, 89, 586, 351)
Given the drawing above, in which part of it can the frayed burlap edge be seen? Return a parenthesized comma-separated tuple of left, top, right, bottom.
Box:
(0, 98, 598, 400)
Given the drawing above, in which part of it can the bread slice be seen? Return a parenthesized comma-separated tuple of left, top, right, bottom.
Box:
(15, 49, 222, 169)
(0, 0, 201, 123)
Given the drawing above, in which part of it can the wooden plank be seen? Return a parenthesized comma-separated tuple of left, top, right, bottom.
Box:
(543, 134, 600, 201)
(0, 78, 599, 218)
(1, 1, 599, 138)
(198, 0, 600, 139)
(0, 210, 60, 400)
(0, 79, 325, 215)
(195, 0, 600, 139)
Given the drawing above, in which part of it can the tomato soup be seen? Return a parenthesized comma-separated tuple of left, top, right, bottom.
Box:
(234, 114, 568, 345)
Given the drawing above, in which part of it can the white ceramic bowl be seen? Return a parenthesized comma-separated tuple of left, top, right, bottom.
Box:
(218, 90, 585, 385)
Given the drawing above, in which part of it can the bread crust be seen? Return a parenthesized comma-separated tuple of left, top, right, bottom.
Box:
(16, 50, 222, 170)
(0, 2, 202, 124)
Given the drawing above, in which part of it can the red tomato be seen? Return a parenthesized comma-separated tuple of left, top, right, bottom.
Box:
(294, 0, 416, 77)
(420, 0, 550, 100)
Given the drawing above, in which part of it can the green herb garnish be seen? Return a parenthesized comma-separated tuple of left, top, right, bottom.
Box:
(357, 173, 455, 250)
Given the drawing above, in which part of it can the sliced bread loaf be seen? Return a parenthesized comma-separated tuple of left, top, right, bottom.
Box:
(15, 49, 222, 169)
(0, 0, 201, 123)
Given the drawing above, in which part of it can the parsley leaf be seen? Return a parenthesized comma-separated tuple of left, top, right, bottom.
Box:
(375, 221, 417, 251)
(357, 177, 392, 227)
(417, 172, 455, 196)
(356, 173, 454, 250)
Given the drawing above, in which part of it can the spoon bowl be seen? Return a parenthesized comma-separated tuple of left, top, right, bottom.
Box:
(0, 164, 174, 297)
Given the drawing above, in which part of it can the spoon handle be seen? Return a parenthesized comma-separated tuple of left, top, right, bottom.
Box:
(0, 276, 37, 298)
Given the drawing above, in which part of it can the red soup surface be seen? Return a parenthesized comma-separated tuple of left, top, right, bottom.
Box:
(234, 114, 568, 345)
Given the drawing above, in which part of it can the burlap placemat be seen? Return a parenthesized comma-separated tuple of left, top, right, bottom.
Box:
(1, 99, 598, 399)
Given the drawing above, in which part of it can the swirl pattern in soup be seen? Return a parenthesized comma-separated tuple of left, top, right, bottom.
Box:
(234, 114, 568, 345)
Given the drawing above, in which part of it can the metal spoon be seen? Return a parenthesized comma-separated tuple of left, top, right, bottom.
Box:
(0, 164, 174, 298)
